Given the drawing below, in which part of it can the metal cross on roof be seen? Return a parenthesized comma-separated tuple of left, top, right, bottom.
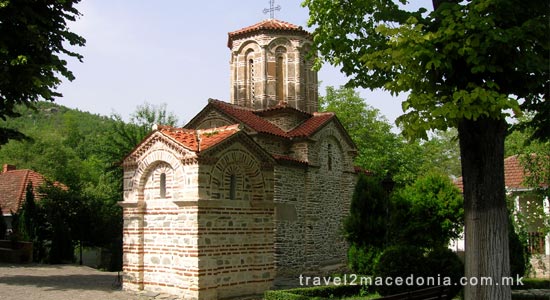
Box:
(263, 0, 281, 19)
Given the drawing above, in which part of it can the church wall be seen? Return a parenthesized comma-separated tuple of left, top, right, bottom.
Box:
(192, 143, 275, 299)
(273, 165, 309, 276)
(289, 141, 309, 162)
(271, 123, 357, 276)
(252, 135, 288, 157)
(122, 204, 201, 299)
(262, 111, 306, 131)
(303, 125, 357, 270)
(194, 200, 275, 299)
(194, 111, 234, 130)
(121, 145, 202, 299)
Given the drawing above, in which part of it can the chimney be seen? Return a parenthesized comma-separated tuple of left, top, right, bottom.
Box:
(2, 164, 16, 173)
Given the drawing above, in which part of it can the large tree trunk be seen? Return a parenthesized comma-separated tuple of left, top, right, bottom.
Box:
(458, 117, 511, 300)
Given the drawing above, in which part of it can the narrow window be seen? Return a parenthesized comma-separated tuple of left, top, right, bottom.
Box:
(327, 144, 333, 171)
(160, 173, 166, 198)
(229, 174, 237, 200)
(275, 47, 286, 102)
(248, 59, 255, 103)
(276, 56, 284, 101)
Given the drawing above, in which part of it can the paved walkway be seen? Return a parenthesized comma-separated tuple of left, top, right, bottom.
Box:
(0, 263, 174, 300)
(1, 263, 548, 300)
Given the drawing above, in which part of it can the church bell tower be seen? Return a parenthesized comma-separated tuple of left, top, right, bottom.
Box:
(227, 19, 318, 113)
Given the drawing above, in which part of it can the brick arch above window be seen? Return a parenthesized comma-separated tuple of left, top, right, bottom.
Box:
(141, 161, 174, 201)
(133, 146, 184, 201)
(207, 149, 266, 201)
(317, 135, 345, 173)
(266, 37, 292, 54)
(234, 40, 262, 56)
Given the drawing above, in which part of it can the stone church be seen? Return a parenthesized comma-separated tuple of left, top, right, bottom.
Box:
(120, 18, 358, 300)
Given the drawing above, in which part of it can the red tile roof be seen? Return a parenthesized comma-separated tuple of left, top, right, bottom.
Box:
(205, 99, 335, 139)
(0, 166, 51, 215)
(227, 19, 310, 48)
(208, 100, 290, 137)
(454, 155, 547, 192)
(288, 112, 335, 138)
(158, 124, 241, 152)
(504, 155, 526, 189)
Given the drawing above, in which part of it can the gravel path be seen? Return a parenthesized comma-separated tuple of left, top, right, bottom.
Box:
(0, 263, 144, 300)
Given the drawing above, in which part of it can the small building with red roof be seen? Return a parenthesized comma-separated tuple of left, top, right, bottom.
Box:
(120, 18, 358, 300)
(0, 164, 59, 233)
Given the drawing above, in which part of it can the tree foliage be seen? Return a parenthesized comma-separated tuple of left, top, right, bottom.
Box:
(0, 0, 85, 145)
(304, 1, 547, 298)
(321, 85, 461, 182)
(344, 174, 389, 249)
(389, 173, 464, 248)
(99, 102, 179, 168)
(305, 0, 548, 140)
(0, 205, 6, 240)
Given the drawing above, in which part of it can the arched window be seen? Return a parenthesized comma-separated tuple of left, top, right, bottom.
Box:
(160, 173, 166, 198)
(229, 174, 237, 200)
(248, 59, 255, 104)
(275, 47, 286, 102)
(327, 144, 333, 171)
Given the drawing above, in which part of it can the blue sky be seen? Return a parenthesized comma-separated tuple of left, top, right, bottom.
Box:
(56, 0, 429, 126)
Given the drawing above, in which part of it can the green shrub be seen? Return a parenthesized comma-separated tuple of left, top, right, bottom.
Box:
(425, 247, 464, 298)
(348, 244, 381, 275)
(388, 173, 463, 249)
(512, 278, 550, 290)
(344, 174, 389, 249)
(264, 284, 363, 300)
(0, 205, 6, 240)
(373, 245, 429, 296)
(509, 216, 529, 278)
(374, 246, 466, 297)
(264, 290, 310, 300)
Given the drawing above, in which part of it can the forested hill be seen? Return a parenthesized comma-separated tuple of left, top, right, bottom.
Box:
(0, 101, 122, 201)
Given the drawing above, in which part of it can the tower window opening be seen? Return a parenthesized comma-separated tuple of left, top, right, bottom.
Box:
(275, 47, 286, 102)
(248, 59, 255, 103)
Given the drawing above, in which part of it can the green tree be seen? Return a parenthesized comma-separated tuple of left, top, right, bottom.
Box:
(343, 174, 389, 274)
(390, 173, 464, 248)
(321, 86, 461, 183)
(344, 174, 388, 248)
(320, 86, 397, 177)
(0, 205, 6, 240)
(18, 182, 37, 241)
(0, 0, 85, 145)
(304, 1, 548, 298)
(100, 102, 179, 168)
(38, 182, 89, 263)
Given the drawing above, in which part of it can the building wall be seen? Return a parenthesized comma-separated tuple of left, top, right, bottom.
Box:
(261, 111, 308, 131)
(273, 123, 356, 277)
(195, 200, 275, 299)
(273, 164, 308, 276)
(122, 139, 275, 300)
(122, 143, 201, 299)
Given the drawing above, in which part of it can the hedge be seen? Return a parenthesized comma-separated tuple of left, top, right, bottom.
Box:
(264, 284, 364, 300)
(512, 278, 550, 290)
